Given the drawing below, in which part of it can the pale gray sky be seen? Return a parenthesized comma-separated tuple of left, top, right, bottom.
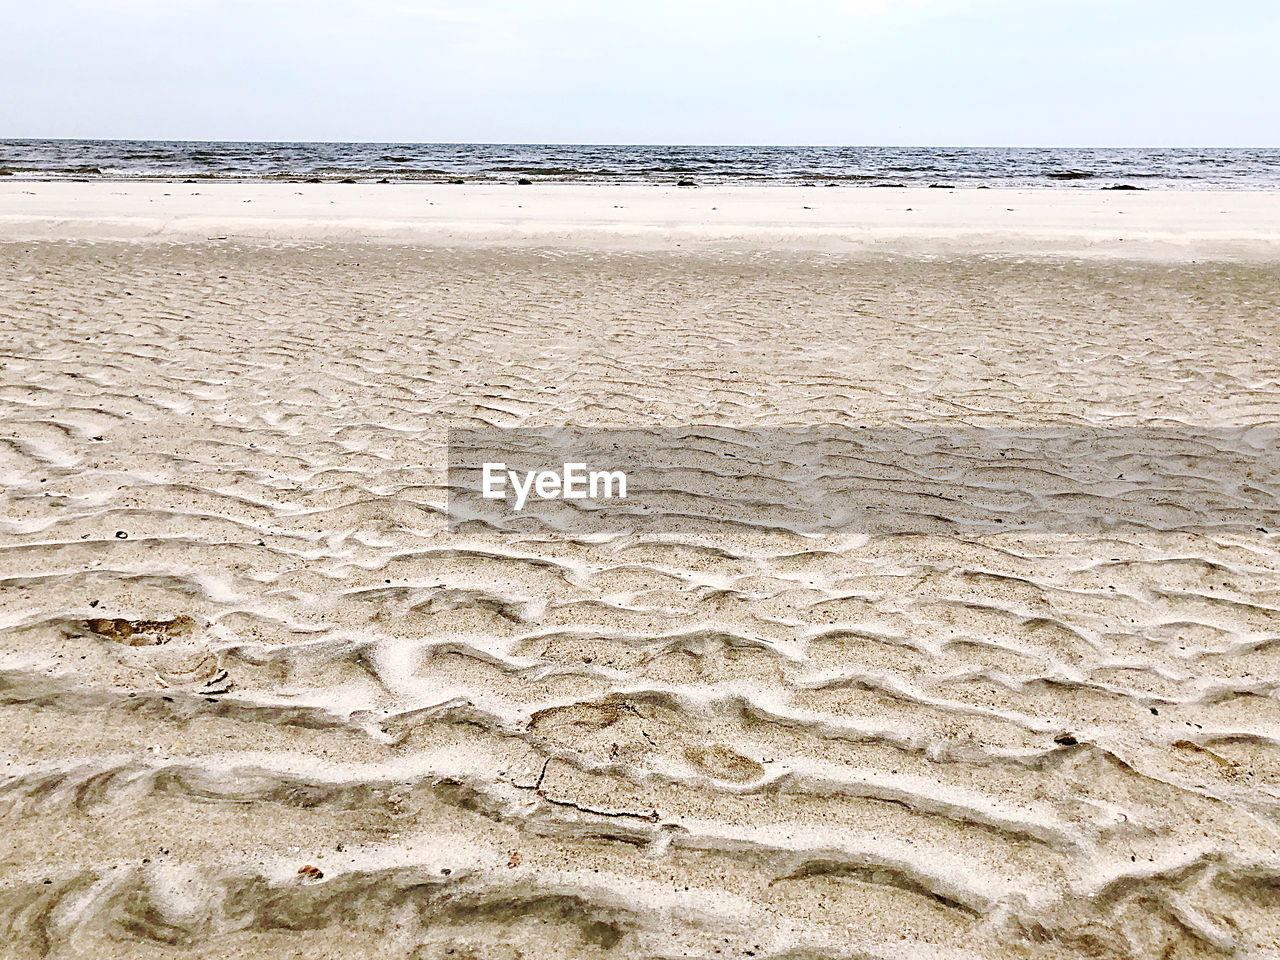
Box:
(4, 0, 1277, 144)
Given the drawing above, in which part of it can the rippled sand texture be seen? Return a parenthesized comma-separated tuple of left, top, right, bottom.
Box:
(2, 240, 1280, 959)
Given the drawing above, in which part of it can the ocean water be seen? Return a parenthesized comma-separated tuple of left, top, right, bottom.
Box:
(2, 139, 1279, 188)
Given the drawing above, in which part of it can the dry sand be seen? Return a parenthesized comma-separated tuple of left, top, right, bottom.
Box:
(1, 183, 1279, 959)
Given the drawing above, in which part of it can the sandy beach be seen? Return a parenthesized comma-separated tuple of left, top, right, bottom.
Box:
(6, 181, 1280, 257)
(2, 183, 1280, 959)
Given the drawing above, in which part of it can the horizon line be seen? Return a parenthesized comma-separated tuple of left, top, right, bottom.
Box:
(3, 137, 1278, 151)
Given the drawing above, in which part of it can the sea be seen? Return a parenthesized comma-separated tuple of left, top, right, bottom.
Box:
(2, 140, 1279, 188)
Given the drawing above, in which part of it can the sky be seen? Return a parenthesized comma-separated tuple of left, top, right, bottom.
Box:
(3, 0, 1277, 145)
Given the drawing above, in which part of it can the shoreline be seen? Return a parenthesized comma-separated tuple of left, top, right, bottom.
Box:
(4, 181, 1280, 258)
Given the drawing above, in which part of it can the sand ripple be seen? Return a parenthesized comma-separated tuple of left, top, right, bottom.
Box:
(1, 241, 1279, 958)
